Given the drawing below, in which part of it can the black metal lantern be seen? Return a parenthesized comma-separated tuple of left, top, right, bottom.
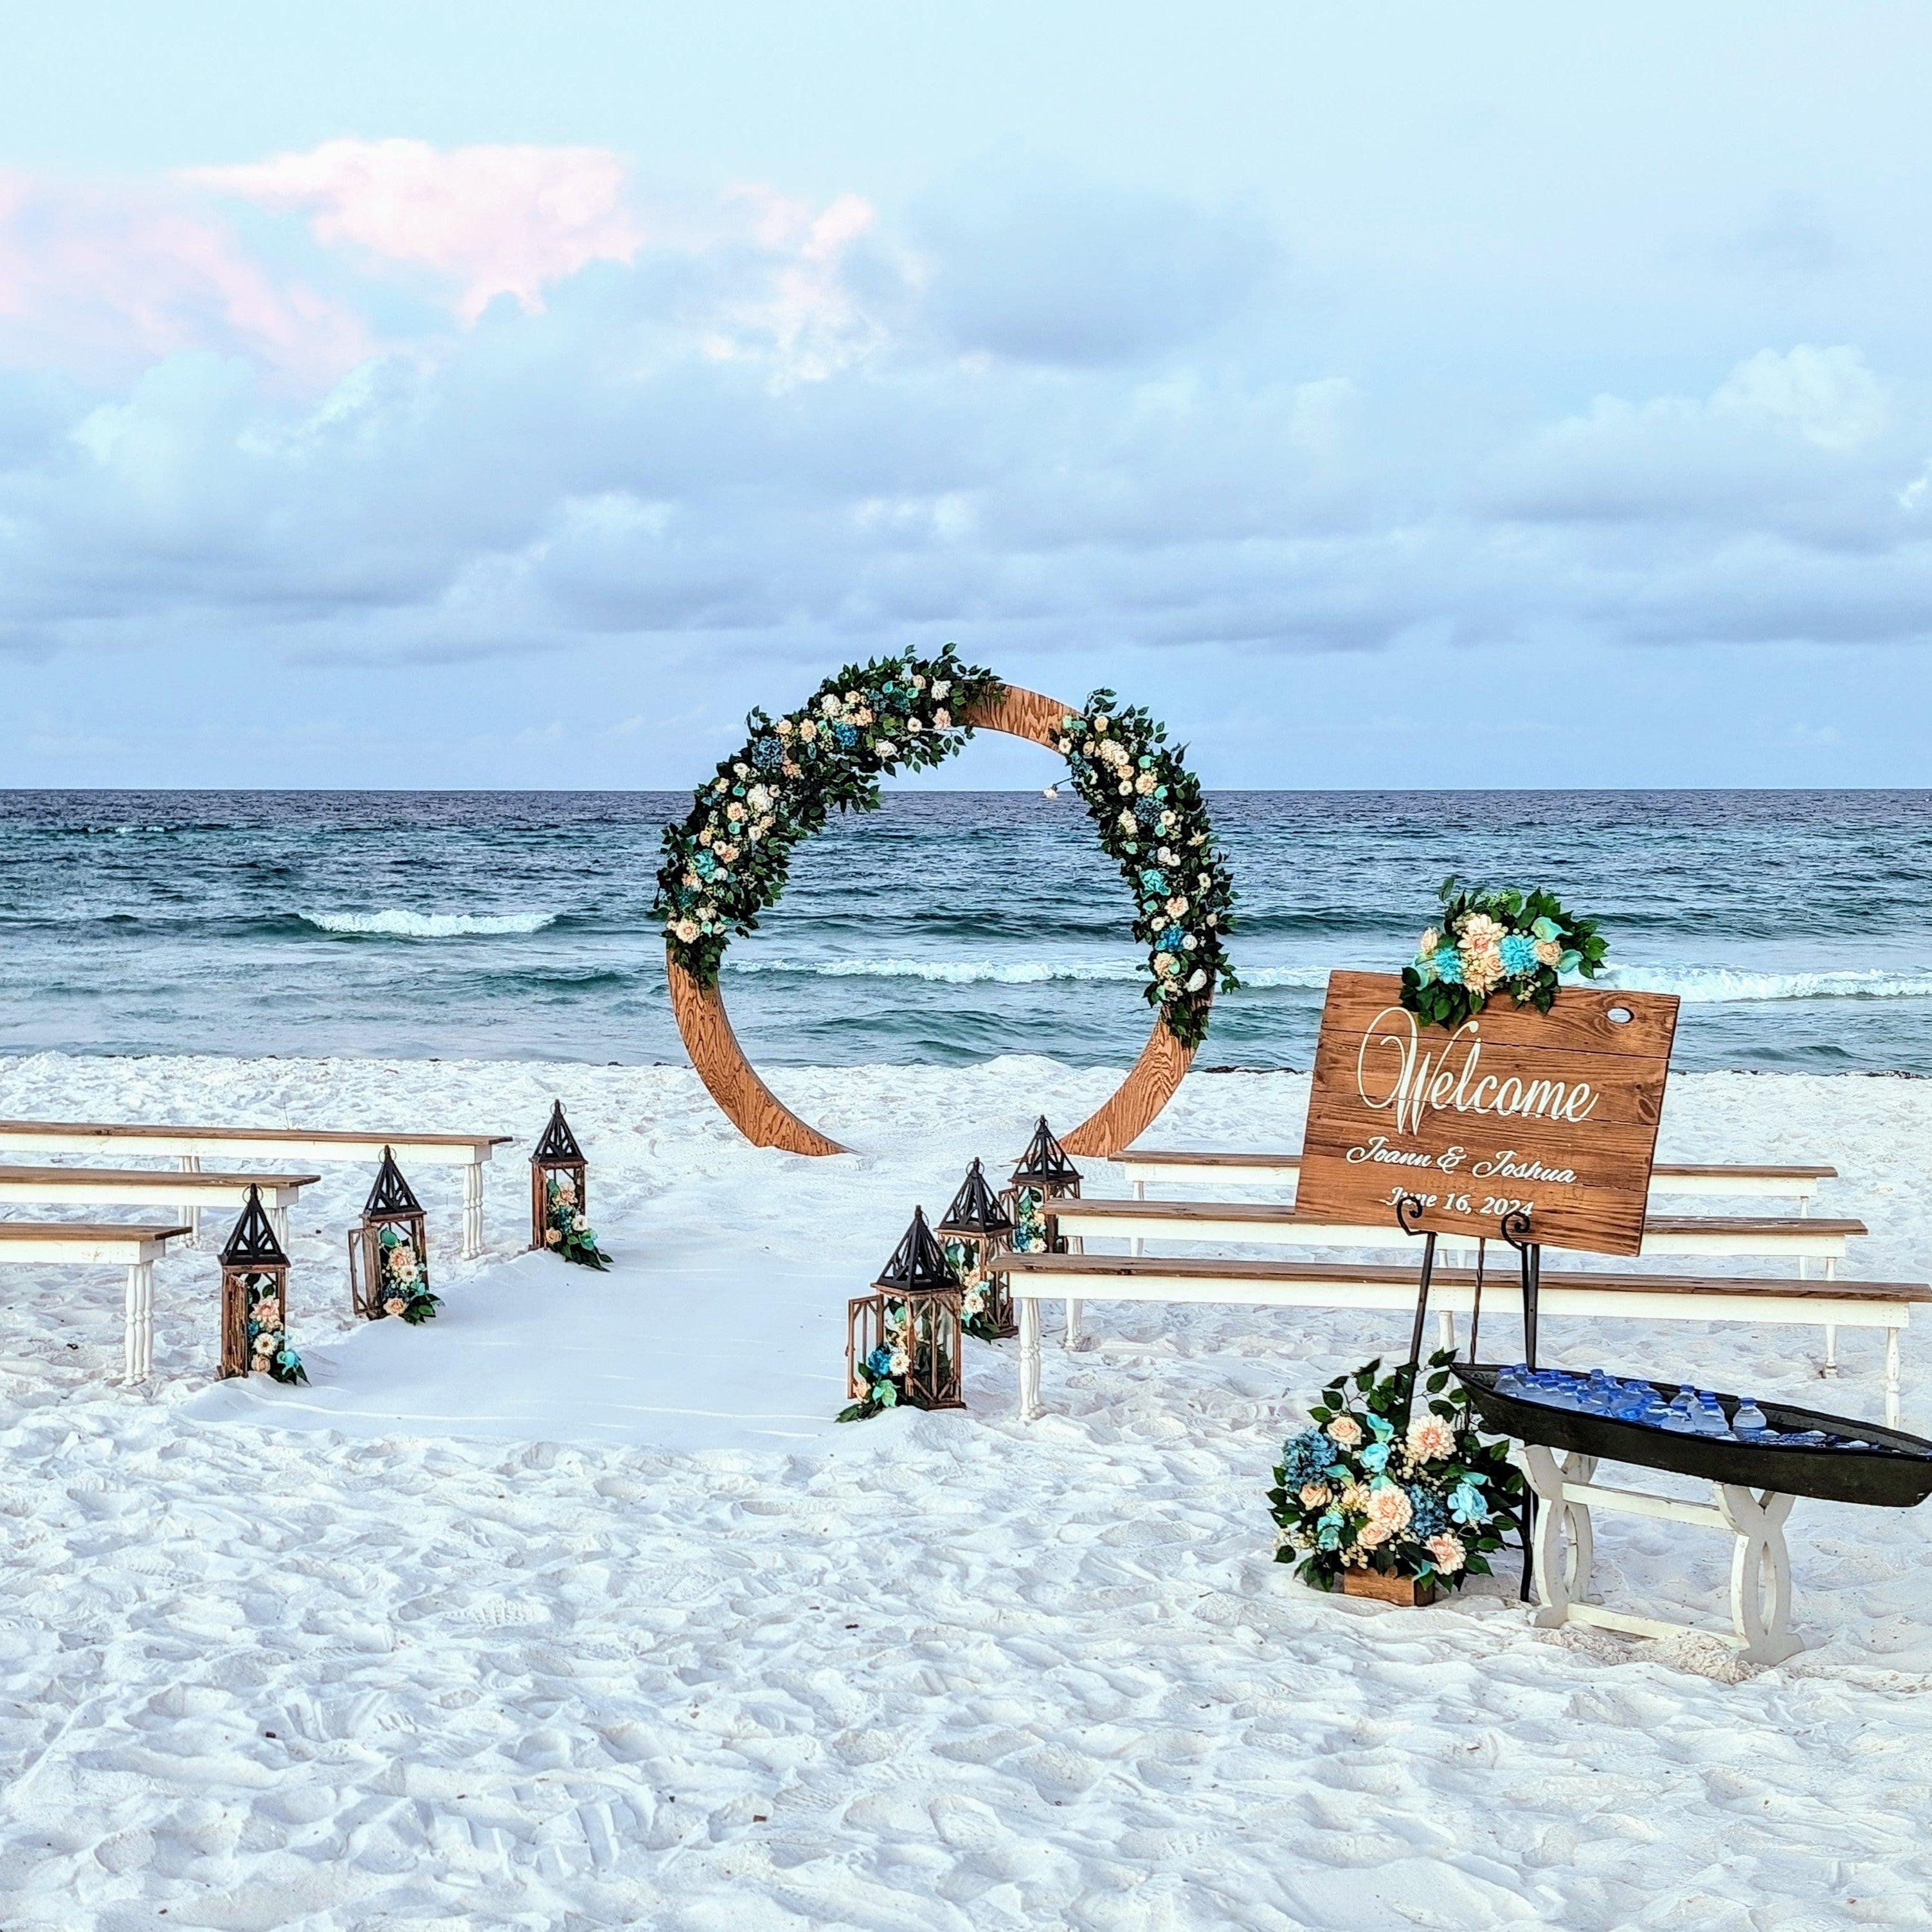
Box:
(937, 1157, 1016, 1339)
(846, 1205, 965, 1411)
(220, 1184, 298, 1380)
(530, 1100, 593, 1256)
(348, 1146, 437, 1322)
(1004, 1115, 1082, 1255)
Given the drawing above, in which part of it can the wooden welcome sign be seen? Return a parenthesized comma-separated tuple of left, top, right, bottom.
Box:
(1296, 971, 1679, 1257)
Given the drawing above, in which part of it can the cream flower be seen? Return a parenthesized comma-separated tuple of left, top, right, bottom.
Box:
(1135, 772, 1157, 794)
(876, 741, 898, 759)
(545, 1227, 562, 1246)
(1405, 1413, 1456, 1461)
(1366, 1482, 1413, 1533)
(1166, 895, 1189, 917)
(798, 718, 818, 741)
(1535, 937, 1563, 967)
(933, 709, 951, 728)
(907, 716, 923, 734)
(775, 716, 794, 736)
(253, 1331, 276, 1354)
(1338, 1481, 1371, 1512)
(820, 694, 840, 716)
(674, 919, 700, 944)
(1460, 944, 1504, 995)
(888, 1350, 910, 1377)
(1185, 968, 1207, 992)
(1357, 1519, 1391, 1548)
(725, 801, 746, 822)
(1418, 926, 1440, 954)
(932, 680, 950, 699)
(254, 1299, 282, 1327)
(1299, 1482, 1331, 1510)
(1427, 1532, 1467, 1574)
(383, 1295, 408, 1315)
(1326, 1415, 1363, 1447)
(1460, 912, 1505, 949)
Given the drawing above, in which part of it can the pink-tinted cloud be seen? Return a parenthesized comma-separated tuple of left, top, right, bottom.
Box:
(0, 170, 373, 381)
(186, 139, 647, 322)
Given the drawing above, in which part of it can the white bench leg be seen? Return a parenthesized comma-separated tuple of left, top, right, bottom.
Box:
(271, 1206, 291, 1250)
(178, 1153, 201, 1249)
(1715, 1485, 1801, 1666)
(1885, 1328, 1902, 1428)
(123, 1261, 154, 1384)
(1064, 1299, 1084, 1348)
(462, 1161, 483, 1259)
(1131, 1177, 1144, 1257)
(1436, 1310, 1456, 1353)
(1018, 1298, 1042, 1422)
(1820, 1324, 1839, 1380)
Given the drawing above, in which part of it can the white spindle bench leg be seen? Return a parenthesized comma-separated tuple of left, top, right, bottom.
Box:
(123, 1261, 154, 1384)
(1131, 1177, 1144, 1257)
(178, 1153, 201, 1249)
(1821, 1324, 1839, 1379)
(1065, 1299, 1083, 1348)
(1437, 1310, 1456, 1353)
(1885, 1328, 1902, 1428)
(271, 1206, 291, 1250)
(1018, 1297, 1042, 1422)
(462, 1160, 484, 1259)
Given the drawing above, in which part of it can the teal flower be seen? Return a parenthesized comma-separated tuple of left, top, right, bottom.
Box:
(1530, 916, 1562, 943)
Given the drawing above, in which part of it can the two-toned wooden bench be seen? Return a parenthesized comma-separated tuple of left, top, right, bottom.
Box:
(0, 1123, 511, 1257)
(0, 1222, 190, 1382)
(0, 1166, 320, 1249)
(1004, 1250, 1929, 1427)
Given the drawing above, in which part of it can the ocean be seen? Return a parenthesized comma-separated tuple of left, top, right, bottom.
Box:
(3, 788, 1929, 1075)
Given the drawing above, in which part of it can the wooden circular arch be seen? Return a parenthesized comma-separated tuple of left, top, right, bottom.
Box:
(665, 682, 1202, 1158)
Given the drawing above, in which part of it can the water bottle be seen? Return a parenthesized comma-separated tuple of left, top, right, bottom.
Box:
(1732, 1400, 1768, 1437)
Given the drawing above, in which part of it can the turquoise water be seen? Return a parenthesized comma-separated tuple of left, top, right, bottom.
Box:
(3, 789, 1929, 1072)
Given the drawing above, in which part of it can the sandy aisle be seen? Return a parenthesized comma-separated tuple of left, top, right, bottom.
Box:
(0, 1051, 1929, 1929)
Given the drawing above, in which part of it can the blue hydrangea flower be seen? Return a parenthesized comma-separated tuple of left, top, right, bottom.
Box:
(1499, 933, 1539, 977)
(1432, 946, 1464, 986)
(831, 723, 858, 749)
(1157, 928, 1186, 953)
(752, 736, 784, 770)
(1139, 869, 1168, 894)
(1407, 1488, 1449, 1539)
(1135, 795, 1161, 824)
(1279, 1427, 1335, 1488)
(865, 1346, 894, 1380)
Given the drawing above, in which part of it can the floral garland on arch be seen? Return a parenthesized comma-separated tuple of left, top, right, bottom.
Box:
(1269, 1353, 1521, 1594)
(1053, 692, 1238, 1051)
(1402, 876, 1607, 1032)
(654, 646, 1004, 986)
(651, 654, 1237, 1051)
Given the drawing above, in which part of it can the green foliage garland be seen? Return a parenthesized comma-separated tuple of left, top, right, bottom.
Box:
(1268, 1352, 1522, 1593)
(653, 655, 1238, 1050)
(1401, 874, 1608, 1032)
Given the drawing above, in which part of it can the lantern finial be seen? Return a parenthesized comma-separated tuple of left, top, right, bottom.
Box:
(872, 1206, 956, 1294)
(363, 1146, 425, 1218)
(937, 1158, 1013, 1239)
(220, 1184, 289, 1268)
(533, 1100, 586, 1164)
(1012, 1116, 1081, 1188)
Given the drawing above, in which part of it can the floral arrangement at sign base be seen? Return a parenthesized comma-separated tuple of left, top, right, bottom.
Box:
(1269, 1351, 1522, 1600)
(541, 1171, 609, 1270)
(377, 1224, 440, 1324)
(241, 1273, 307, 1385)
(1402, 875, 1608, 1031)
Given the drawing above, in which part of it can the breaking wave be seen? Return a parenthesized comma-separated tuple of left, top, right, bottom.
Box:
(301, 909, 559, 938)
(1601, 964, 1932, 1003)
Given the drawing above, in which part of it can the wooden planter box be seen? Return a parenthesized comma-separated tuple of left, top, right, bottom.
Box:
(1341, 1568, 1438, 1607)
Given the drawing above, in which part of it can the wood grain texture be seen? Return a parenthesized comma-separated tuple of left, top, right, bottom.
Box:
(669, 680, 1204, 1159)
(1295, 971, 1678, 1256)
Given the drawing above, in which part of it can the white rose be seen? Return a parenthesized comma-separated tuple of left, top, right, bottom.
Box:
(1186, 968, 1207, 991)
(907, 717, 923, 733)
(876, 741, 897, 758)
(933, 680, 951, 698)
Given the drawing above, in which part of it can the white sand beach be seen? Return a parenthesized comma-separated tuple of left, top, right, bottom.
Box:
(1, 1052, 1930, 1927)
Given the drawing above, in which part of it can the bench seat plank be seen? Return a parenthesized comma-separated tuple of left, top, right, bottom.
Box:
(0, 1222, 190, 1263)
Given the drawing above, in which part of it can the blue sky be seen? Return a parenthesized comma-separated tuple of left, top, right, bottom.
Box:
(3, 2, 1930, 789)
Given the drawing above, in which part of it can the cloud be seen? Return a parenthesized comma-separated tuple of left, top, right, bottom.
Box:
(3, 141, 1932, 698)
(184, 139, 647, 322)
(0, 169, 371, 382)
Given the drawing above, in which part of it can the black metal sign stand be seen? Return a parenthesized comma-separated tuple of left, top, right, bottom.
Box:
(1396, 1196, 1542, 1603)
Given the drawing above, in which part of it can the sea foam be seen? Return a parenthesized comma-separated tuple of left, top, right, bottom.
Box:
(302, 909, 557, 938)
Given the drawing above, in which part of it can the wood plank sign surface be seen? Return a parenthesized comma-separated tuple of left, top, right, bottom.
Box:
(1295, 971, 1679, 1257)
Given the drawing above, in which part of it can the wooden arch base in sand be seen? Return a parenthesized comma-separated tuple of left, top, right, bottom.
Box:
(665, 683, 1202, 1158)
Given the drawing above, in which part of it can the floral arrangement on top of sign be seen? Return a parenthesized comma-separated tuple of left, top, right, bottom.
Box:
(1269, 1352, 1522, 1593)
(1402, 875, 1609, 1031)
(543, 1172, 610, 1270)
(241, 1272, 307, 1385)
(839, 1299, 908, 1422)
(378, 1225, 441, 1324)
(1054, 692, 1238, 1051)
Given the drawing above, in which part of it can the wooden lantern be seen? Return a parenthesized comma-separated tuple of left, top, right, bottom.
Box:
(1004, 1115, 1083, 1255)
(937, 1157, 1016, 1340)
(347, 1146, 433, 1321)
(845, 1206, 965, 1412)
(220, 1184, 293, 1379)
(530, 1099, 589, 1251)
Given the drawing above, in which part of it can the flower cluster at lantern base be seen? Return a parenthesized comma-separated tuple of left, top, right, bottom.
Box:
(840, 1207, 964, 1422)
(1402, 875, 1609, 1031)
(1001, 1116, 1081, 1261)
(1269, 1351, 1522, 1596)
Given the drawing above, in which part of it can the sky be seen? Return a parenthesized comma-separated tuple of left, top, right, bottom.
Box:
(3, 1, 1931, 790)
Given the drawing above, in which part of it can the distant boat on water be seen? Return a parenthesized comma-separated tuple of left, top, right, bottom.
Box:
(1042, 784, 1061, 799)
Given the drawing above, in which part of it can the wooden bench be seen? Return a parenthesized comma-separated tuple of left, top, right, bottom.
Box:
(0, 1123, 512, 1257)
(1115, 1148, 1837, 1208)
(0, 1222, 190, 1382)
(0, 1165, 320, 1249)
(1004, 1250, 1929, 1427)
